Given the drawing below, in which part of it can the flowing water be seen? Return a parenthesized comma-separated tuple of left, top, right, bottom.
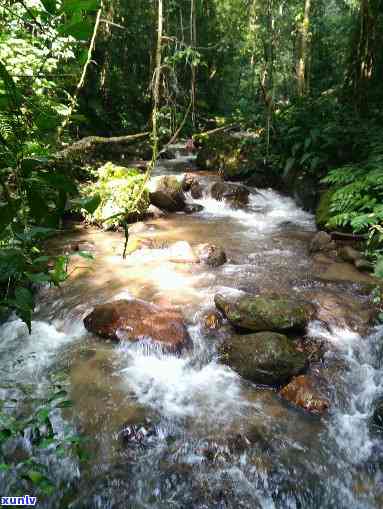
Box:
(1, 149, 383, 508)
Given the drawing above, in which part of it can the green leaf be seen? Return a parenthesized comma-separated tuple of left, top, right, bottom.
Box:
(25, 272, 51, 284)
(14, 287, 34, 311)
(41, 0, 57, 13)
(71, 193, 101, 214)
(55, 399, 73, 408)
(63, 0, 100, 13)
(27, 470, 44, 484)
(0, 463, 10, 471)
(60, 20, 93, 39)
(283, 157, 295, 177)
(77, 251, 94, 260)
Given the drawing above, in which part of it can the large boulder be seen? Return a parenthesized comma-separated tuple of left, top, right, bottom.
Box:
(83, 299, 191, 353)
(279, 374, 330, 415)
(147, 176, 185, 212)
(196, 243, 227, 267)
(214, 293, 315, 333)
(218, 331, 308, 385)
(210, 182, 249, 208)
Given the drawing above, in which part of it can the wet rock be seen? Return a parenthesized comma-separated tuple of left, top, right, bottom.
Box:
(196, 243, 227, 267)
(190, 181, 204, 199)
(227, 426, 271, 454)
(146, 204, 167, 218)
(119, 419, 157, 447)
(218, 331, 308, 385)
(202, 311, 223, 331)
(210, 182, 249, 208)
(148, 175, 185, 212)
(214, 293, 315, 333)
(184, 203, 204, 214)
(279, 375, 329, 415)
(83, 299, 191, 353)
(305, 290, 376, 335)
(372, 399, 383, 430)
(309, 231, 336, 254)
(311, 253, 380, 287)
(354, 258, 374, 271)
(338, 245, 363, 263)
(168, 241, 198, 263)
(182, 173, 198, 192)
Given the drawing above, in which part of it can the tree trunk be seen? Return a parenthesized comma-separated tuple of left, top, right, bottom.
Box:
(296, 0, 311, 96)
(350, 0, 377, 110)
(190, 0, 197, 128)
(152, 0, 164, 159)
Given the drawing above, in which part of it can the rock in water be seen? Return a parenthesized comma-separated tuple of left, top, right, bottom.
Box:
(184, 203, 204, 214)
(83, 299, 191, 353)
(182, 173, 198, 192)
(210, 182, 249, 208)
(305, 290, 376, 335)
(196, 243, 227, 267)
(214, 293, 315, 333)
(372, 399, 383, 430)
(309, 231, 336, 254)
(148, 175, 185, 212)
(279, 375, 329, 415)
(190, 181, 204, 199)
(218, 332, 308, 385)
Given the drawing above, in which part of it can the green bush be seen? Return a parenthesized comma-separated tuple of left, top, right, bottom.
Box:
(82, 162, 149, 229)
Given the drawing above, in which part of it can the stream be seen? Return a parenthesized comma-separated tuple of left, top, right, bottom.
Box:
(1, 147, 383, 508)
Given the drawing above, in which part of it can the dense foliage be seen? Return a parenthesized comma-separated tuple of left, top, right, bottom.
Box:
(1, 0, 383, 329)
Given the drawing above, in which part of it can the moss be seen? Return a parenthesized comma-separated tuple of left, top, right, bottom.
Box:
(82, 162, 149, 228)
(316, 189, 335, 228)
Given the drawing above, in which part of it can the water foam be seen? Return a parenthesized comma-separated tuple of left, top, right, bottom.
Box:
(194, 188, 314, 233)
(309, 322, 383, 463)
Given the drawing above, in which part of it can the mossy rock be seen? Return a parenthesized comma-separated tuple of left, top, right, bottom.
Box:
(218, 331, 308, 385)
(316, 189, 335, 228)
(147, 175, 185, 212)
(215, 293, 315, 333)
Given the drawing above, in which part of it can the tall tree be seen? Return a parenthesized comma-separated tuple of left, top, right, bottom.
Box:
(296, 0, 312, 96)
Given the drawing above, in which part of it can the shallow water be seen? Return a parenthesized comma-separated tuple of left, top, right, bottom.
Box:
(1, 150, 383, 508)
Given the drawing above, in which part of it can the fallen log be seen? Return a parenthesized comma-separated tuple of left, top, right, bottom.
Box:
(193, 123, 240, 140)
(330, 231, 368, 241)
(56, 132, 151, 164)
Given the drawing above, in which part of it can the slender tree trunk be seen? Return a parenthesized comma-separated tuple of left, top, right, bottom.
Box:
(152, 0, 163, 159)
(190, 0, 197, 128)
(350, 0, 376, 109)
(264, 0, 275, 157)
(296, 0, 311, 96)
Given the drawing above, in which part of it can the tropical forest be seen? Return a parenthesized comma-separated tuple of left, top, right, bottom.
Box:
(1, 0, 383, 507)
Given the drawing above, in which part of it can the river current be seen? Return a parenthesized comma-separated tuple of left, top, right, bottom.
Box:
(1, 149, 383, 508)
